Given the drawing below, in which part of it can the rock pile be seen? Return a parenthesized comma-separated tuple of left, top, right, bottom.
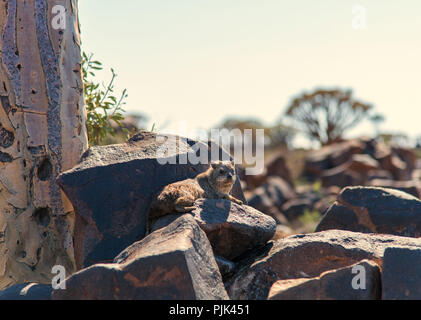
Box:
(226, 229, 421, 300)
(56, 131, 245, 269)
(305, 138, 419, 192)
(242, 138, 420, 232)
(1, 132, 421, 300)
(53, 215, 230, 300)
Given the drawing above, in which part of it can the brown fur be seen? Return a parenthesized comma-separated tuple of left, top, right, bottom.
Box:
(146, 161, 243, 233)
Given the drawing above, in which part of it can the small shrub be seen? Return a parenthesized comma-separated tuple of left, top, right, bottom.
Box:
(298, 209, 322, 233)
(312, 180, 322, 195)
(82, 52, 129, 146)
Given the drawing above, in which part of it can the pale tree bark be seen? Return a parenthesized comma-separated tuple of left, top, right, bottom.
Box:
(0, 0, 88, 289)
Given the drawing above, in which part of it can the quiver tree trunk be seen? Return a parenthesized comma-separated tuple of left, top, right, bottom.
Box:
(0, 0, 88, 289)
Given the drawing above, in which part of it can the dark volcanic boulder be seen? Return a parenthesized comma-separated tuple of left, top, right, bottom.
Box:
(0, 283, 52, 300)
(281, 198, 314, 221)
(238, 169, 267, 191)
(347, 154, 379, 172)
(376, 150, 409, 181)
(214, 255, 236, 279)
(368, 179, 421, 198)
(382, 247, 421, 300)
(316, 186, 421, 237)
(268, 260, 381, 300)
(52, 215, 228, 300)
(374, 145, 416, 181)
(304, 140, 365, 178)
(265, 153, 294, 187)
(392, 147, 417, 173)
(57, 131, 245, 269)
(151, 199, 276, 260)
(226, 229, 421, 300)
(321, 164, 364, 188)
(247, 176, 295, 223)
(238, 153, 293, 190)
(319, 154, 379, 188)
(313, 195, 337, 215)
(304, 139, 416, 182)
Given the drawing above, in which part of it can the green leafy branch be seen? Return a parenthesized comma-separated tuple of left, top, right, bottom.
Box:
(82, 52, 129, 145)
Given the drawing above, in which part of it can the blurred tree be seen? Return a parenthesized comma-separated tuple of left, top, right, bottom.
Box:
(285, 88, 373, 145)
(218, 118, 295, 150)
(265, 122, 296, 149)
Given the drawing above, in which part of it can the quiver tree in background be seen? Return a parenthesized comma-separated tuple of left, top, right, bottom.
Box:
(285, 88, 373, 146)
(0, 0, 88, 289)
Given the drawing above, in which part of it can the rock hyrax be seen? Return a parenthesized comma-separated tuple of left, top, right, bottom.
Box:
(147, 161, 243, 232)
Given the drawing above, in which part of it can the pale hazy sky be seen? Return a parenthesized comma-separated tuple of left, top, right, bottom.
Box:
(78, 0, 421, 145)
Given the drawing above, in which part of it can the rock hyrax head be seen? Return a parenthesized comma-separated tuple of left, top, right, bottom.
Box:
(210, 160, 236, 185)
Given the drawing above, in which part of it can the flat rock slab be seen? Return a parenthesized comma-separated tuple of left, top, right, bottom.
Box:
(227, 229, 421, 300)
(152, 199, 276, 261)
(52, 215, 228, 300)
(382, 247, 421, 300)
(0, 283, 52, 300)
(268, 260, 381, 300)
(57, 131, 245, 269)
(316, 186, 421, 237)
